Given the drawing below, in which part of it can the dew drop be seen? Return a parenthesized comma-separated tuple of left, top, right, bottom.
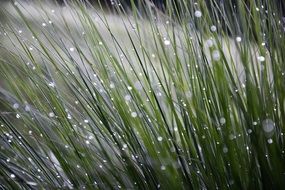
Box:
(48, 112, 55, 118)
(164, 39, 171, 46)
(124, 95, 131, 101)
(219, 117, 226, 125)
(212, 50, 221, 61)
(109, 83, 115, 89)
(16, 114, 20, 119)
(69, 47, 75, 52)
(236, 36, 242, 42)
(210, 25, 217, 32)
(262, 119, 275, 133)
(223, 146, 228, 153)
(157, 136, 163, 142)
(194, 10, 202, 18)
(10, 174, 15, 178)
(131, 112, 137, 118)
(13, 103, 19, 109)
(267, 138, 273, 144)
(257, 56, 265, 62)
(160, 165, 166, 170)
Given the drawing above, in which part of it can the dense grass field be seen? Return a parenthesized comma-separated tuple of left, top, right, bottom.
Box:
(0, 0, 285, 189)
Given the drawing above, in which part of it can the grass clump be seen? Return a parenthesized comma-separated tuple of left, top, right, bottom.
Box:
(0, 0, 285, 189)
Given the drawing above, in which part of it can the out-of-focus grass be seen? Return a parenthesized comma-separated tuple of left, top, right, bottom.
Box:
(0, 0, 285, 189)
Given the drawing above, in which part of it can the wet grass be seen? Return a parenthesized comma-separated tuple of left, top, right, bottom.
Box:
(0, 0, 285, 189)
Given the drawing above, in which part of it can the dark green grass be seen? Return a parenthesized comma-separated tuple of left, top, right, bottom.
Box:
(0, 0, 285, 189)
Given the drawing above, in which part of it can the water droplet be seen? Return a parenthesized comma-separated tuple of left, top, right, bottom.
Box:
(10, 174, 15, 178)
(69, 47, 75, 52)
(267, 138, 273, 144)
(157, 136, 163, 141)
(42, 22, 47, 27)
(109, 83, 115, 89)
(210, 25, 217, 32)
(236, 36, 242, 42)
(123, 144, 127, 148)
(16, 114, 20, 119)
(13, 103, 19, 109)
(124, 95, 131, 101)
(194, 10, 202, 18)
(48, 112, 55, 118)
(48, 82, 55, 88)
(131, 112, 137, 118)
(223, 146, 228, 153)
(85, 140, 90, 145)
(160, 165, 166, 170)
(84, 119, 89, 123)
(164, 39, 171, 46)
(262, 119, 275, 133)
(219, 117, 226, 125)
(205, 39, 214, 47)
(212, 50, 221, 61)
(257, 56, 265, 62)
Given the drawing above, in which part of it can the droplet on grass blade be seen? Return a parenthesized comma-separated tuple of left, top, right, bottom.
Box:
(212, 50, 221, 61)
(160, 165, 166, 170)
(124, 95, 132, 101)
(131, 112, 137, 118)
(219, 117, 226, 125)
(194, 10, 202, 18)
(267, 138, 273, 144)
(157, 136, 163, 142)
(13, 103, 19, 109)
(48, 112, 55, 118)
(262, 119, 275, 133)
(236, 36, 242, 42)
(69, 47, 75, 52)
(210, 25, 217, 32)
(257, 56, 265, 62)
(164, 39, 171, 46)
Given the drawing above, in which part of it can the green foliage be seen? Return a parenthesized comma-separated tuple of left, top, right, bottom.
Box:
(0, 0, 285, 189)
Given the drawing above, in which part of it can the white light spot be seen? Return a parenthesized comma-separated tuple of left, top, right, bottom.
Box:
(236, 36, 242, 42)
(123, 144, 127, 148)
(109, 83, 115, 89)
(262, 119, 275, 133)
(48, 82, 55, 88)
(124, 95, 131, 101)
(267, 138, 273, 144)
(194, 10, 202, 18)
(69, 47, 75, 52)
(210, 25, 217, 32)
(48, 112, 55, 118)
(42, 23, 46, 27)
(84, 119, 89, 123)
(212, 50, 220, 61)
(257, 56, 265, 62)
(13, 103, 19, 109)
(160, 165, 166, 170)
(131, 112, 137, 118)
(157, 136, 163, 142)
(164, 39, 171, 46)
(16, 114, 20, 119)
(205, 39, 214, 47)
(25, 105, 31, 112)
(219, 117, 226, 125)
(85, 140, 90, 145)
